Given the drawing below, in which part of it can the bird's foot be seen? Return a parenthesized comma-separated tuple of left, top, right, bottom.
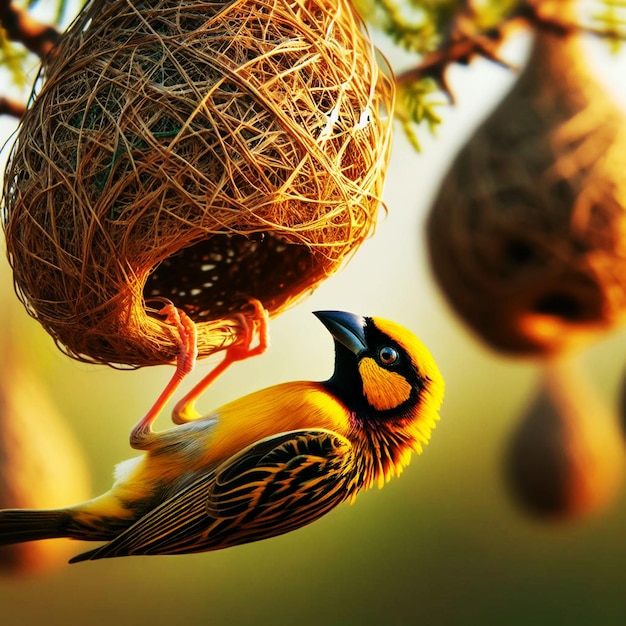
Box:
(130, 301, 198, 449)
(172, 299, 269, 425)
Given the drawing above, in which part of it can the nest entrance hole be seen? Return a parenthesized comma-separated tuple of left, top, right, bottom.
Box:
(143, 233, 321, 322)
(532, 292, 584, 321)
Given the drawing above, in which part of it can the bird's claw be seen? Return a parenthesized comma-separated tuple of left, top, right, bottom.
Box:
(158, 301, 198, 377)
(171, 299, 269, 425)
(131, 301, 198, 449)
(227, 299, 270, 364)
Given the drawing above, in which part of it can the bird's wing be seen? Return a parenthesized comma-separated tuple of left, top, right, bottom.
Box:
(70, 429, 355, 561)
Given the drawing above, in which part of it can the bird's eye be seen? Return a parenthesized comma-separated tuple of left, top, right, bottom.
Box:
(378, 346, 398, 365)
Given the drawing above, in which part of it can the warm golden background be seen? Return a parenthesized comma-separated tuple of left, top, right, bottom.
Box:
(2, 26, 626, 626)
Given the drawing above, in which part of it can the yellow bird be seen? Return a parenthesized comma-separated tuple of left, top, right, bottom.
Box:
(0, 310, 444, 562)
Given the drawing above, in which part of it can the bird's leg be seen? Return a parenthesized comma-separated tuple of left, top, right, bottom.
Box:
(172, 300, 269, 425)
(130, 302, 198, 450)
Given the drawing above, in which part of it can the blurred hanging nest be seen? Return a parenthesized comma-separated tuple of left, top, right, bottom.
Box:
(426, 3, 626, 355)
(0, 340, 91, 573)
(504, 358, 624, 520)
(2, 0, 394, 368)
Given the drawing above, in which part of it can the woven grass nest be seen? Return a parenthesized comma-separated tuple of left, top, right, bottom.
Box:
(2, 0, 394, 368)
(427, 24, 626, 356)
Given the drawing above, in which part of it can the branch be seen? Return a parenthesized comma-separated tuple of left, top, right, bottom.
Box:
(521, 0, 626, 42)
(0, 95, 26, 118)
(396, 16, 526, 101)
(0, 0, 60, 58)
(395, 0, 626, 101)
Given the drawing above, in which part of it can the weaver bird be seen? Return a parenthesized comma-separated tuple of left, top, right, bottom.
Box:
(0, 310, 444, 561)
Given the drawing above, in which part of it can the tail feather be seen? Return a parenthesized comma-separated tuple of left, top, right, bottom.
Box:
(0, 509, 72, 545)
(68, 546, 101, 563)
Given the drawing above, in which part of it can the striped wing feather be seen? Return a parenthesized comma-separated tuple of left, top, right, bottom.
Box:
(70, 429, 355, 561)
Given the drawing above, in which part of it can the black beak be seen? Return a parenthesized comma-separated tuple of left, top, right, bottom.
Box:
(314, 310, 367, 355)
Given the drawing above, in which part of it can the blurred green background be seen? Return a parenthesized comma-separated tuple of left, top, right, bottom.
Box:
(2, 23, 626, 626)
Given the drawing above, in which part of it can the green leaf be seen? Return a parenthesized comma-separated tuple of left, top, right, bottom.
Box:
(395, 77, 446, 151)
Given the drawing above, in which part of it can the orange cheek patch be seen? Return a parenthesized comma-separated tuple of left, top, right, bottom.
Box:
(358, 357, 412, 411)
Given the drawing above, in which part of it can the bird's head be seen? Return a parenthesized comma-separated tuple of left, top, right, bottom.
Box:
(314, 310, 445, 486)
